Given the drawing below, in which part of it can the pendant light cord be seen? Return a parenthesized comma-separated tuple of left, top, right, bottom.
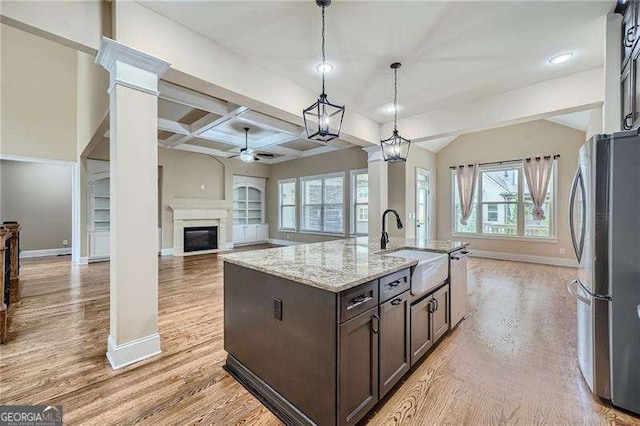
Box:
(321, 5, 326, 95)
(393, 68, 398, 132)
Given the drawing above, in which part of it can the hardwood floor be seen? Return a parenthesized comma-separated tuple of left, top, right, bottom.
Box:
(1, 251, 638, 425)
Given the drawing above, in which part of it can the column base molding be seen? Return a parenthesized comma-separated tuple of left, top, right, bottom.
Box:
(106, 333, 161, 370)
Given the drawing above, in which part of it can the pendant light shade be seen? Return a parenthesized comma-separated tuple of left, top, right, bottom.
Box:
(380, 62, 410, 162)
(303, 0, 345, 143)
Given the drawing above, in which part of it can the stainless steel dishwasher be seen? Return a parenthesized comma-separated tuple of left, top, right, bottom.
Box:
(450, 249, 470, 328)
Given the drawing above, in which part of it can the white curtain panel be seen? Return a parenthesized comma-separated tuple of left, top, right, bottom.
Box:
(523, 157, 553, 220)
(455, 165, 478, 225)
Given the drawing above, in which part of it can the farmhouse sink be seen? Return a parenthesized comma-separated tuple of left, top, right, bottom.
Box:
(386, 250, 449, 297)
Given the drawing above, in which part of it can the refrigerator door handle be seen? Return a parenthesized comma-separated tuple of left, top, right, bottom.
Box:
(568, 168, 585, 263)
(637, 304, 640, 320)
(567, 279, 591, 305)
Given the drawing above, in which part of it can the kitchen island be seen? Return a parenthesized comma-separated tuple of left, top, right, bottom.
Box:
(222, 237, 468, 426)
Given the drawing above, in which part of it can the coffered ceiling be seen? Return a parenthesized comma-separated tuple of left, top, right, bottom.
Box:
(140, 0, 613, 125)
(155, 81, 353, 163)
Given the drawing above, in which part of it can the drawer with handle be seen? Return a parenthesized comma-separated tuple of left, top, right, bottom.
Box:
(379, 268, 410, 303)
(339, 279, 379, 323)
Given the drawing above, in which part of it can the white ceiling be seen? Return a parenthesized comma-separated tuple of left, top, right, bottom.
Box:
(141, 0, 612, 125)
(546, 109, 593, 131)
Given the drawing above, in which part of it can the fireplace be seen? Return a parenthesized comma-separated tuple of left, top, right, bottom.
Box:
(184, 226, 218, 253)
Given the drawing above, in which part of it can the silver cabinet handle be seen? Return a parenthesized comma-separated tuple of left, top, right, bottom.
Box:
(371, 314, 380, 334)
(637, 304, 640, 320)
(566, 279, 591, 305)
(347, 294, 373, 310)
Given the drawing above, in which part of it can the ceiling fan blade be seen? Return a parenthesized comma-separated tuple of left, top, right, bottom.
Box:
(228, 154, 239, 159)
(256, 153, 274, 157)
(253, 156, 260, 161)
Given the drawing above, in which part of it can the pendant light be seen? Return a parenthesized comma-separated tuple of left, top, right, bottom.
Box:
(302, 0, 345, 143)
(380, 62, 410, 162)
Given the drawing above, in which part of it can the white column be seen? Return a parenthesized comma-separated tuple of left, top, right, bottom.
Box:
(96, 37, 170, 369)
(364, 146, 388, 239)
(603, 12, 622, 133)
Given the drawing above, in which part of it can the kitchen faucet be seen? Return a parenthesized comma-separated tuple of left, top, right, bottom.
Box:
(381, 209, 403, 249)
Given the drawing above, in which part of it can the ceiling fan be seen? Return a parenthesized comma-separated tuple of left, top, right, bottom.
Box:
(229, 127, 274, 163)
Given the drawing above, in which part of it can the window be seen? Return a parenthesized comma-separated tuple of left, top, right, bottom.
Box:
(350, 169, 368, 235)
(301, 173, 345, 234)
(452, 161, 556, 240)
(278, 179, 296, 230)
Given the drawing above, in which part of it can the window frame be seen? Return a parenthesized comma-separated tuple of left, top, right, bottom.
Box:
(300, 171, 346, 236)
(350, 168, 369, 236)
(451, 160, 558, 242)
(278, 178, 297, 231)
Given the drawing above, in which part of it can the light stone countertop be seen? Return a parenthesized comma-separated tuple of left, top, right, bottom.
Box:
(221, 237, 469, 293)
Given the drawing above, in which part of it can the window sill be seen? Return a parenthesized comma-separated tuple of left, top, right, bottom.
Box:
(299, 230, 346, 237)
(278, 228, 297, 233)
(451, 233, 558, 244)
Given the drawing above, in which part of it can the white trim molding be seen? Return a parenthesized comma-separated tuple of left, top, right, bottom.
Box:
(96, 37, 170, 95)
(363, 145, 383, 163)
(106, 333, 161, 370)
(20, 248, 72, 259)
(160, 248, 174, 256)
(268, 239, 302, 246)
(470, 250, 578, 268)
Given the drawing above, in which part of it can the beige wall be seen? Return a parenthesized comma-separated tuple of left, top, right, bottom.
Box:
(436, 120, 584, 260)
(0, 160, 72, 251)
(77, 51, 109, 157)
(585, 107, 603, 141)
(1, 24, 78, 162)
(267, 147, 368, 243)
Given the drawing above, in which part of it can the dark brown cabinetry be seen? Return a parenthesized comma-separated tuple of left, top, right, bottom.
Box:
(410, 284, 450, 366)
(338, 307, 379, 426)
(620, 1, 640, 130)
(379, 291, 410, 398)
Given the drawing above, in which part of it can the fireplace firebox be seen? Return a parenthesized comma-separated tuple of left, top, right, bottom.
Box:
(184, 226, 218, 252)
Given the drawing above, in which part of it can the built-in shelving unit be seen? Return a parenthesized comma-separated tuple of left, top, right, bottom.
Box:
(232, 176, 268, 245)
(87, 160, 110, 261)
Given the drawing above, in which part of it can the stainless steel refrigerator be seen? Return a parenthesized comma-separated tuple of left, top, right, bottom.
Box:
(567, 130, 640, 414)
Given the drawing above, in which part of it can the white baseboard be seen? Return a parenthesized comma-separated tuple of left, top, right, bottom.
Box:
(78, 257, 89, 265)
(160, 248, 174, 256)
(20, 248, 72, 259)
(226, 243, 234, 250)
(470, 250, 578, 267)
(106, 333, 161, 370)
(268, 239, 302, 246)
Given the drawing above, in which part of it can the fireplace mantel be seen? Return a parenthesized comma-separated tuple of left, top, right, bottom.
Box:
(169, 200, 232, 256)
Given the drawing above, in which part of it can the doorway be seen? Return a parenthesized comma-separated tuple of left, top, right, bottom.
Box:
(415, 168, 430, 241)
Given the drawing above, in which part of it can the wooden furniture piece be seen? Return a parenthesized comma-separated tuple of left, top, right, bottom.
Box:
(619, 1, 640, 130)
(0, 229, 10, 344)
(2, 222, 21, 305)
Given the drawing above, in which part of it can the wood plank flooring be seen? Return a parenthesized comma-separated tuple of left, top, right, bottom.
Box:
(1, 250, 638, 425)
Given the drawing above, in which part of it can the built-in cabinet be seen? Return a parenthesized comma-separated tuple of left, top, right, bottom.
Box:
(232, 176, 268, 245)
(620, 1, 640, 130)
(88, 165, 110, 260)
(337, 270, 448, 426)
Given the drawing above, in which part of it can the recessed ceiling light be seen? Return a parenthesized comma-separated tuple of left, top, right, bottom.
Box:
(549, 53, 574, 65)
(316, 62, 334, 73)
(384, 104, 399, 114)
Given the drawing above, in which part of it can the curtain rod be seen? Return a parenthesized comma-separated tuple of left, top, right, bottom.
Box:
(449, 154, 560, 170)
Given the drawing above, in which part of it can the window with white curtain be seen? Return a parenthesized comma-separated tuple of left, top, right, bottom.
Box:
(350, 169, 368, 235)
(452, 161, 556, 239)
(278, 178, 296, 230)
(301, 172, 345, 234)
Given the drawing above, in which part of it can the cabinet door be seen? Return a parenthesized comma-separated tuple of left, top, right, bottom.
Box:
(257, 224, 269, 241)
(338, 307, 379, 426)
(432, 285, 450, 344)
(232, 225, 246, 244)
(90, 232, 110, 257)
(410, 296, 433, 366)
(244, 224, 258, 242)
(379, 291, 410, 398)
(623, 2, 637, 67)
(622, 61, 634, 130)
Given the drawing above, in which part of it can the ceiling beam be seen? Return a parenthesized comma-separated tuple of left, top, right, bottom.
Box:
(163, 106, 249, 148)
(169, 142, 233, 158)
(159, 80, 230, 116)
(236, 110, 303, 135)
(381, 67, 605, 143)
(157, 118, 191, 136)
